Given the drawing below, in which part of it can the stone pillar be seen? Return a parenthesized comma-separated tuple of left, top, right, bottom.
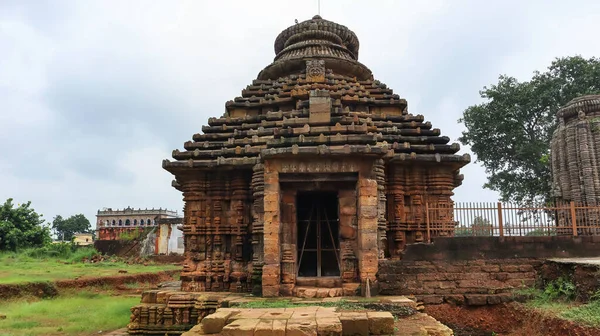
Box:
(357, 173, 379, 293)
(373, 159, 387, 259)
(262, 161, 281, 297)
(250, 164, 265, 295)
(339, 189, 358, 283)
(280, 190, 297, 296)
(180, 177, 207, 292)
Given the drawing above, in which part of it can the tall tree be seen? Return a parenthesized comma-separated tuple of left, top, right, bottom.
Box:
(52, 214, 91, 241)
(454, 216, 493, 236)
(0, 199, 51, 251)
(459, 56, 600, 204)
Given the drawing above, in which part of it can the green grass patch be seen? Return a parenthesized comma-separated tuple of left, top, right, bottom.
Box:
(560, 301, 600, 327)
(516, 279, 600, 328)
(0, 291, 139, 336)
(0, 250, 179, 284)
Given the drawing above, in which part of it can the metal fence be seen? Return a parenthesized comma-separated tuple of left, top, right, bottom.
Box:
(426, 201, 600, 238)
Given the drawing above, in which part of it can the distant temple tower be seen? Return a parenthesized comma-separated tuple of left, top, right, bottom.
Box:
(162, 15, 470, 298)
(551, 95, 600, 205)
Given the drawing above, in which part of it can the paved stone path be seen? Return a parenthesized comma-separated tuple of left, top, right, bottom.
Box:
(183, 306, 395, 336)
(548, 257, 600, 265)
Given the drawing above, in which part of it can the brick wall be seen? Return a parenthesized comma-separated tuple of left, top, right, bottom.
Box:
(377, 236, 600, 305)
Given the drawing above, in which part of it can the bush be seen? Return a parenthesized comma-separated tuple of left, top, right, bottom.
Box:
(119, 228, 153, 241)
(543, 277, 577, 301)
(20, 243, 99, 261)
(0, 199, 51, 251)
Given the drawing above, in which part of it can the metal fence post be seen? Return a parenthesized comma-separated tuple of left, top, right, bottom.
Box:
(497, 202, 504, 237)
(570, 201, 578, 236)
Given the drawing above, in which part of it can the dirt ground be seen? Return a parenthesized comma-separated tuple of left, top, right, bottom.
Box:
(426, 303, 600, 336)
(0, 270, 178, 300)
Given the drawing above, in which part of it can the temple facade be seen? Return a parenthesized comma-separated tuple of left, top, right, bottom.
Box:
(163, 16, 470, 297)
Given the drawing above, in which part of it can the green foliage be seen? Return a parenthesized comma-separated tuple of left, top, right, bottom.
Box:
(454, 216, 493, 236)
(516, 281, 600, 327)
(52, 214, 91, 241)
(589, 289, 600, 302)
(0, 198, 51, 252)
(0, 249, 178, 284)
(119, 227, 153, 241)
(560, 301, 600, 327)
(543, 277, 577, 301)
(0, 290, 139, 335)
(18, 244, 99, 262)
(458, 56, 600, 204)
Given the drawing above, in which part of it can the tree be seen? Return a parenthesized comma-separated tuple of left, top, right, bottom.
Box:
(52, 214, 91, 241)
(459, 56, 600, 204)
(0, 198, 51, 251)
(454, 216, 493, 236)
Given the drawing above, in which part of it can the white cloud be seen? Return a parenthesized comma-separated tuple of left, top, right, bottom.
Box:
(1, 0, 599, 229)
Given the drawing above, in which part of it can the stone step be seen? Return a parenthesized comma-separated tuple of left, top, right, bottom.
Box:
(293, 286, 343, 298)
(295, 276, 343, 287)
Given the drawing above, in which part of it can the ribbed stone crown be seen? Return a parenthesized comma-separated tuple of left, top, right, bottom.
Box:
(258, 15, 372, 80)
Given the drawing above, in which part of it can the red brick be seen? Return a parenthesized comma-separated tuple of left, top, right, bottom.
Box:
(481, 265, 501, 273)
(421, 295, 444, 305)
(444, 295, 465, 306)
(465, 294, 488, 306)
(500, 265, 520, 272)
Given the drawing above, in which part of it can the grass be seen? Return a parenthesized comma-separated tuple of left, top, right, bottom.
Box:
(0, 249, 179, 284)
(515, 283, 600, 328)
(0, 291, 139, 336)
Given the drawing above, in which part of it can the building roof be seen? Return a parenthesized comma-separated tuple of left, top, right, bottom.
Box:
(163, 16, 470, 178)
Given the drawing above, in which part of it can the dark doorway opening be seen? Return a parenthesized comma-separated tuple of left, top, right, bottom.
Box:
(296, 191, 340, 277)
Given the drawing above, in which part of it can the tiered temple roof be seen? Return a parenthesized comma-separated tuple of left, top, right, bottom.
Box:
(163, 15, 469, 184)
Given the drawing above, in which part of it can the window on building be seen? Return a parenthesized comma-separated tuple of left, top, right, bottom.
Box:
(112, 220, 116, 226)
(147, 219, 151, 226)
(133, 219, 138, 226)
(140, 219, 144, 225)
(125, 219, 131, 226)
(119, 219, 123, 226)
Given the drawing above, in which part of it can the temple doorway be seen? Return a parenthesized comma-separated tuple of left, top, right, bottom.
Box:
(296, 191, 341, 277)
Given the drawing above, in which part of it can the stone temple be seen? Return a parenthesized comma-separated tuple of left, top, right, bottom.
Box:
(552, 95, 600, 206)
(162, 15, 470, 298)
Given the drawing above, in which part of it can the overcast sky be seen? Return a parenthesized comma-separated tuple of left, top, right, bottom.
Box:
(1, 0, 600, 230)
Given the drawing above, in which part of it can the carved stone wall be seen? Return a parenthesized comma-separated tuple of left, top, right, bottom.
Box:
(552, 95, 600, 207)
(179, 171, 252, 292)
(386, 165, 457, 258)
